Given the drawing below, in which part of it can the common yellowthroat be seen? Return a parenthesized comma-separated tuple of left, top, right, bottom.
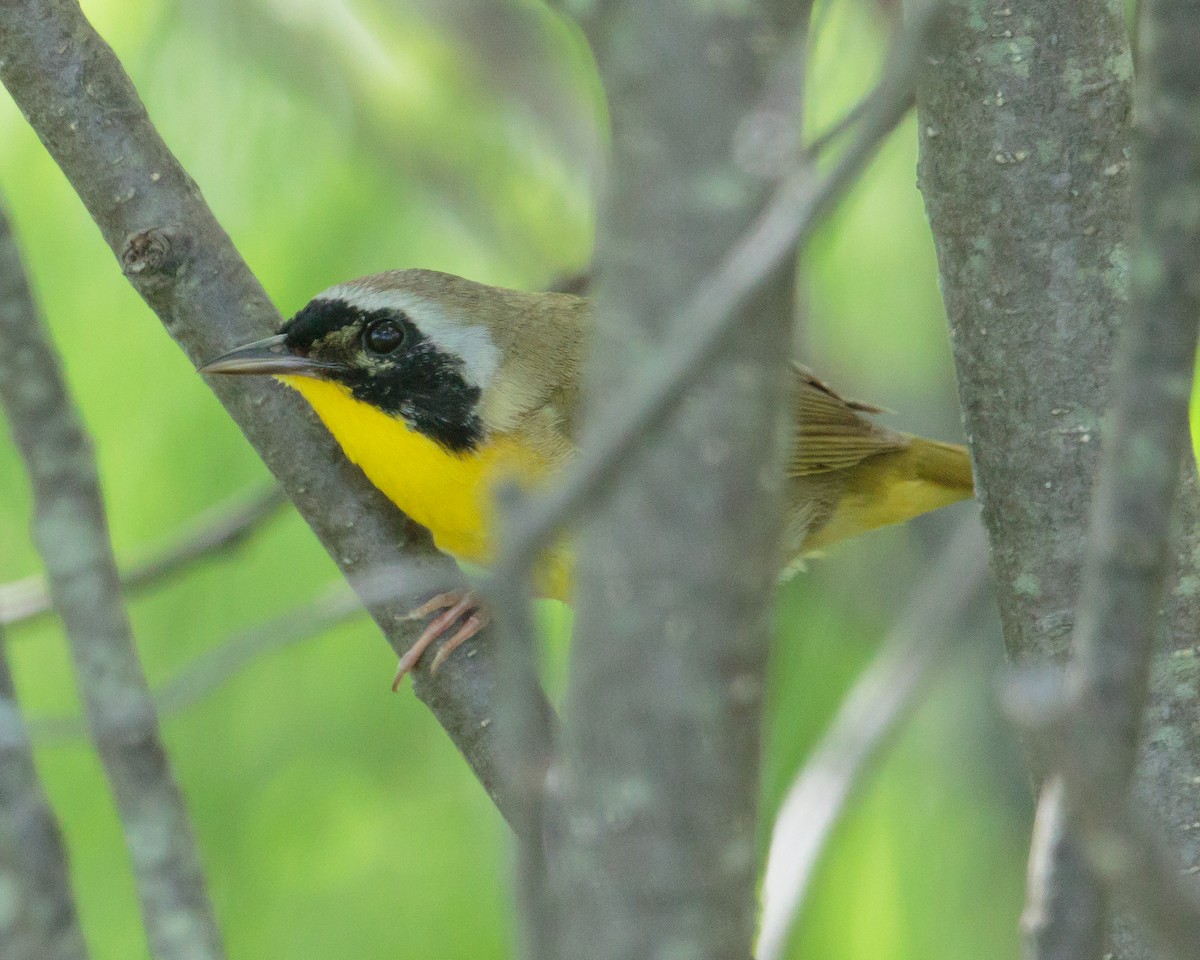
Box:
(201, 269, 973, 681)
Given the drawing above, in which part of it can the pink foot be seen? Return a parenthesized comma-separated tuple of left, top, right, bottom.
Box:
(391, 591, 490, 690)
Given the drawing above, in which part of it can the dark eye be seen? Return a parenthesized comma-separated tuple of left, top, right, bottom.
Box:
(364, 317, 406, 355)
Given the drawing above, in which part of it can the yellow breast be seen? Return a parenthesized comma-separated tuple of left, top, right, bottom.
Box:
(279, 376, 571, 598)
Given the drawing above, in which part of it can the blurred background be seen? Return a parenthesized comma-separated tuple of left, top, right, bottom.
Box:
(0, 0, 1032, 957)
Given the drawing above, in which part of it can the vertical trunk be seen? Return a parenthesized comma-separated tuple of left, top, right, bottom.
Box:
(548, 3, 806, 958)
(912, 0, 1200, 955)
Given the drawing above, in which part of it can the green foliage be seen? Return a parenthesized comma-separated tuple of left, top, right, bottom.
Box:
(0, 1, 1029, 957)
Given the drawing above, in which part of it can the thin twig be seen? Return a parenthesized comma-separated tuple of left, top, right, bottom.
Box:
(1006, 687, 1200, 960)
(802, 95, 877, 160)
(1020, 780, 1105, 960)
(28, 562, 450, 746)
(757, 518, 988, 960)
(0, 203, 226, 960)
(491, 488, 557, 960)
(0, 484, 287, 627)
(504, 0, 946, 571)
(120, 485, 287, 592)
(0, 628, 90, 960)
(799, 0, 907, 161)
(28, 586, 362, 745)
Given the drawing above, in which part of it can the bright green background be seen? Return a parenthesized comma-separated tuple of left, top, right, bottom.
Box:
(0, 1, 1033, 958)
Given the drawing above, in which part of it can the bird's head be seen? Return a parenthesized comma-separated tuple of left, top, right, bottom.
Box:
(200, 270, 503, 453)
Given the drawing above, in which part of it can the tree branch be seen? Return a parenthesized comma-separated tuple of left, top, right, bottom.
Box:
(757, 518, 988, 960)
(0, 628, 90, 960)
(523, 2, 963, 958)
(1017, 0, 1200, 952)
(1071, 0, 1200, 814)
(486, 7, 942, 951)
(29, 583, 363, 746)
(28, 562, 449, 747)
(0, 484, 286, 628)
(1007, 692, 1200, 960)
(539, 0, 809, 953)
(0, 0, 552, 829)
(0, 201, 225, 960)
(912, 0, 1200, 953)
(484, 7, 949, 956)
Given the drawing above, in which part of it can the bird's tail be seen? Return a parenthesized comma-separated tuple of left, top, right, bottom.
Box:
(799, 436, 974, 554)
(909, 437, 974, 498)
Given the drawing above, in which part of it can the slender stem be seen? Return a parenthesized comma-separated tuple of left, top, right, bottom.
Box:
(29, 585, 364, 745)
(757, 518, 987, 960)
(28, 562, 449, 746)
(0, 628, 90, 960)
(0, 485, 286, 627)
(0, 0, 549, 826)
(0, 202, 226, 960)
(505, 0, 944, 571)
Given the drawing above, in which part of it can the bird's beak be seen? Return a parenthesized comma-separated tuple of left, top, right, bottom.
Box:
(198, 334, 335, 377)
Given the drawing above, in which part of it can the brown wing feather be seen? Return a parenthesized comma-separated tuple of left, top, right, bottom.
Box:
(788, 364, 909, 477)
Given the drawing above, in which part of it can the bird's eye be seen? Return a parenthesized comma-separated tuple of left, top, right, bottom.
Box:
(364, 318, 406, 355)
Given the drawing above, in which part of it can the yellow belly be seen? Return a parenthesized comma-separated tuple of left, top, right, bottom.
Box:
(279, 376, 571, 598)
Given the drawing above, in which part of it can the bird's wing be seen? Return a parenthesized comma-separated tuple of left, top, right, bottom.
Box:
(478, 291, 587, 459)
(788, 364, 909, 477)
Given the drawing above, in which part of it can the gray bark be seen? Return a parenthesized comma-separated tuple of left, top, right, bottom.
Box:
(0, 0, 552, 829)
(912, 0, 1200, 956)
(1066, 0, 1200, 946)
(0, 631, 90, 960)
(0, 201, 225, 960)
(546, 3, 807, 959)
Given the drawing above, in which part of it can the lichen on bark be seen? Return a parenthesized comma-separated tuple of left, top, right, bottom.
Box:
(912, 0, 1200, 955)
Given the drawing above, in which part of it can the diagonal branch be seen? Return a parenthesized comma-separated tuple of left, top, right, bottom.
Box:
(757, 518, 988, 960)
(0, 0, 552, 828)
(0, 202, 225, 960)
(504, 0, 944, 570)
(28, 583, 365, 746)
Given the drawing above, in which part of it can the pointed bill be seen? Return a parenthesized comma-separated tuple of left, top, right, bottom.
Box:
(198, 334, 338, 376)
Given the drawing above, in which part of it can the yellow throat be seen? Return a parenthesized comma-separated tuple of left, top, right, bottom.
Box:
(278, 375, 571, 599)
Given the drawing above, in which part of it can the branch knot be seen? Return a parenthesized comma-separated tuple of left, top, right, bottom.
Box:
(121, 226, 182, 279)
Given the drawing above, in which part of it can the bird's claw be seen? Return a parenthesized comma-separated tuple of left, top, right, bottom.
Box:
(391, 591, 489, 690)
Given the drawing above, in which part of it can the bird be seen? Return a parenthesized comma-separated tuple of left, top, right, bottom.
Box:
(200, 269, 974, 685)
